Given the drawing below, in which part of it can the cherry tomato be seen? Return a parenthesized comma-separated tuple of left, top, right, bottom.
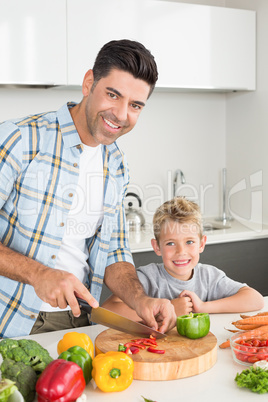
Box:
(252, 339, 261, 347)
(247, 355, 260, 363)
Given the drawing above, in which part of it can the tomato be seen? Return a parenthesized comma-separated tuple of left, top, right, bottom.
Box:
(256, 353, 268, 361)
(252, 339, 261, 347)
(239, 345, 249, 352)
(234, 337, 268, 364)
(235, 351, 248, 362)
(247, 355, 260, 363)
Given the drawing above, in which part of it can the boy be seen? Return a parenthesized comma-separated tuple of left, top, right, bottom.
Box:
(102, 197, 264, 318)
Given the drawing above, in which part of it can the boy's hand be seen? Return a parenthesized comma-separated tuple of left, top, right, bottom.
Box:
(171, 294, 193, 316)
(179, 290, 205, 313)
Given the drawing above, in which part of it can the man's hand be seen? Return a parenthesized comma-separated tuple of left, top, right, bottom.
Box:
(135, 296, 176, 334)
(31, 266, 99, 317)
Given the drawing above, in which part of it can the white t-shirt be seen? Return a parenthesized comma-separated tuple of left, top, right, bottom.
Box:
(40, 144, 104, 311)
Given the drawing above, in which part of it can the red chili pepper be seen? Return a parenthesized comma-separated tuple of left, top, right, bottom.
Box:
(147, 347, 165, 354)
(36, 359, 86, 402)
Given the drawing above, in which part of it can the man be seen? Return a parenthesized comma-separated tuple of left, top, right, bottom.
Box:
(0, 39, 176, 338)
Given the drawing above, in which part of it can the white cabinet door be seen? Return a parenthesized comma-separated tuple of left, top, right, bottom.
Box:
(140, 2, 255, 90)
(0, 0, 67, 85)
(67, 0, 140, 86)
(67, 0, 255, 91)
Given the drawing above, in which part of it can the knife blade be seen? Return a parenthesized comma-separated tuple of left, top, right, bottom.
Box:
(77, 297, 166, 339)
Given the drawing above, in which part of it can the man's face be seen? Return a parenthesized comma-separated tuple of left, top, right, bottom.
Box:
(80, 69, 151, 146)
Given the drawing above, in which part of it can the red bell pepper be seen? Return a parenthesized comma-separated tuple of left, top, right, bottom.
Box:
(36, 359, 86, 402)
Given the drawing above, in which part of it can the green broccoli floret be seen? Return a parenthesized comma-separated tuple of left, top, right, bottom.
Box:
(17, 339, 53, 373)
(0, 339, 53, 375)
(0, 340, 19, 358)
(0, 358, 37, 402)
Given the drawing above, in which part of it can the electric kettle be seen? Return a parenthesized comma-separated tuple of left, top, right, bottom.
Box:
(125, 192, 146, 231)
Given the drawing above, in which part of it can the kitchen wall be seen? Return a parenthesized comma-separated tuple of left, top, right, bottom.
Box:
(171, 0, 268, 230)
(0, 0, 265, 228)
(225, 0, 268, 228)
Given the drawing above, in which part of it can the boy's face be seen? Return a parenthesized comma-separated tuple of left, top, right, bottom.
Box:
(151, 220, 206, 281)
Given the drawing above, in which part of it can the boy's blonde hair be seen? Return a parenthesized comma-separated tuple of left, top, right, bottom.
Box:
(153, 197, 203, 243)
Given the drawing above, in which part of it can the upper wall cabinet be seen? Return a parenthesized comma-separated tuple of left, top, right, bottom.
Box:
(0, 0, 67, 86)
(67, 0, 256, 91)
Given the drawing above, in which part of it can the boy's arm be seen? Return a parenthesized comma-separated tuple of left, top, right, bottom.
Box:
(181, 286, 264, 313)
(101, 294, 141, 321)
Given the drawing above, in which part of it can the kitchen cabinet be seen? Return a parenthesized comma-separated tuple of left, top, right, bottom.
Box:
(67, 0, 255, 91)
(100, 238, 268, 304)
(0, 0, 67, 86)
(67, 0, 139, 86)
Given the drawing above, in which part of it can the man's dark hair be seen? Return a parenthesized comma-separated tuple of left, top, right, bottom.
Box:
(92, 39, 158, 97)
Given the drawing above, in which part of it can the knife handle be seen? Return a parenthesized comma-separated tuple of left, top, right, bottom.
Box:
(76, 297, 92, 314)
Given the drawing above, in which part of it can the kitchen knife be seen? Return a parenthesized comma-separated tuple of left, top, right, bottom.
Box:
(77, 297, 167, 339)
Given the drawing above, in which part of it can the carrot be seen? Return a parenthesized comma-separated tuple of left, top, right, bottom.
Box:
(232, 316, 268, 325)
(232, 323, 263, 330)
(220, 325, 268, 351)
(234, 325, 268, 339)
(219, 340, 230, 349)
(240, 312, 268, 319)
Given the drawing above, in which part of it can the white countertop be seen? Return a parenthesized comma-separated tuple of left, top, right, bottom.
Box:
(20, 297, 268, 402)
(128, 218, 268, 253)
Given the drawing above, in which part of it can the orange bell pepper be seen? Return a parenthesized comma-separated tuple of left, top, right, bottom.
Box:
(57, 332, 94, 359)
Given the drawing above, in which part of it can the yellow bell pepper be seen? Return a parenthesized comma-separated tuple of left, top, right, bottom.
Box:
(92, 351, 134, 392)
(57, 332, 94, 359)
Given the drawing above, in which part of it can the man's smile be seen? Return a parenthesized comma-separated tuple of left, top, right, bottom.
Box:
(103, 117, 120, 129)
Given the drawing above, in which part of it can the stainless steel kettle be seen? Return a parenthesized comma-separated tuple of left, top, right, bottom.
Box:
(125, 192, 146, 231)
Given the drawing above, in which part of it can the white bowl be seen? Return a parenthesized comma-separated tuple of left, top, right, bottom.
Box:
(8, 390, 24, 402)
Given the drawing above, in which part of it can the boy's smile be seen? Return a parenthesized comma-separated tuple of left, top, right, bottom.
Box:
(151, 220, 207, 281)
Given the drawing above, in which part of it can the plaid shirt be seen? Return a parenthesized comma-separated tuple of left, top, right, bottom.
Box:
(0, 103, 133, 338)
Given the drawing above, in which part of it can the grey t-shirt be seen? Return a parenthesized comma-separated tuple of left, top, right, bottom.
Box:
(136, 262, 247, 301)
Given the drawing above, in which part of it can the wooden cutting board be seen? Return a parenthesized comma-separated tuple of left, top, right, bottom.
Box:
(95, 327, 217, 381)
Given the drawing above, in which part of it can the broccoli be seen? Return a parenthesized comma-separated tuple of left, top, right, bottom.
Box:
(0, 339, 53, 375)
(0, 358, 37, 402)
(0, 340, 19, 356)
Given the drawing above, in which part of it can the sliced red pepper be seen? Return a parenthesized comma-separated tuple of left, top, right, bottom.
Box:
(147, 346, 165, 354)
(140, 340, 158, 346)
(131, 338, 157, 346)
(118, 337, 163, 356)
(129, 346, 140, 354)
(124, 342, 146, 349)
